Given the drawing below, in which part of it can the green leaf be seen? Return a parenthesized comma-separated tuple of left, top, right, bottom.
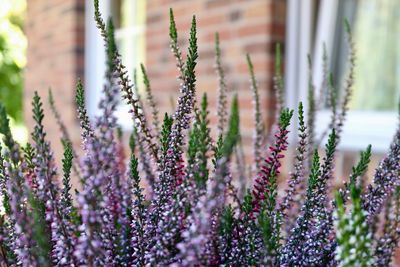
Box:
(28, 193, 51, 266)
(213, 134, 224, 168)
(106, 18, 117, 72)
(61, 141, 74, 210)
(274, 43, 282, 76)
(129, 132, 136, 153)
(75, 79, 85, 110)
(279, 108, 294, 129)
(0, 143, 10, 215)
(220, 205, 234, 236)
(335, 183, 373, 267)
(308, 150, 321, 191)
(160, 113, 173, 156)
(0, 103, 13, 147)
(184, 15, 198, 87)
(325, 129, 337, 159)
(349, 145, 372, 185)
(222, 94, 240, 158)
(32, 92, 44, 129)
(187, 93, 211, 187)
(22, 143, 35, 169)
(169, 8, 178, 43)
(344, 18, 351, 35)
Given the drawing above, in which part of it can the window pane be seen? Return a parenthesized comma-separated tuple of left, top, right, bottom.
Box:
(112, 0, 146, 29)
(330, 0, 400, 111)
(350, 0, 400, 111)
(116, 33, 146, 79)
(110, 0, 146, 87)
(110, 0, 146, 128)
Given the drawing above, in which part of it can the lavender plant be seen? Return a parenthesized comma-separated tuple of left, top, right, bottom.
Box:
(0, 4, 399, 266)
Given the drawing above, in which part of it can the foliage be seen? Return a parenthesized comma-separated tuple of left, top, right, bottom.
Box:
(335, 185, 373, 267)
(0, 0, 26, 122)
(0, 3, 399, 266)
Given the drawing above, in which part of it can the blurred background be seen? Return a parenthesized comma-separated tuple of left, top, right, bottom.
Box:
(1, 0, 399, 178)
(0, 0, 26, 142)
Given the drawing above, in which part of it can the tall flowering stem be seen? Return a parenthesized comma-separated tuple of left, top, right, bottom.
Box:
(48, 88, 81, 178)
(273, 44, 284, 116)
(187, 93, 212, 190)
(177, 95, 240, 266)
(141, 63, 160, 137)
(114, 54, 159, 162)
(75, 79, 94, 150)
(317, 21, 355, 147)
(169, 8, 185, 80)
(129, 156, 146, 266)
(31, 92, 77, 266)
(280, 150, 321, 265)
(363, 120, 400, 221)
(61, 142, 74, 220)
(337, 145, 372, 206)
(95, 19, 133, 265)
(233, 192, 263, 265)
(247, 54, 264, 173)
(48, 89, 74, 146)
(251, 109, 293, 265)
(280, 102, 308, 225)
(156, 13, 198, 198)
(94, 0, 159, 163)
(234, 137, 248, 201)
(131, 68, 157, 188)
(22, 143, 38, 194)
(299, 130, 337, 266)
(306, 55, 316, 165)
(1, 104, 37, 266)
(145, 16, 199, 264)
(252, 108, 293, 213)
(0, 143, 10, 215)
(281, 130, 337, 266)
(336, 20, 356, 141)
(374, 187, 400, 266)
(326, 145, 373, 264)
(215, 32, 228, 136)
(317, 43, 329, 109)
(334, 185, 373, 267)
(74, 82, 109, 266)
(329, 74, 338, 127)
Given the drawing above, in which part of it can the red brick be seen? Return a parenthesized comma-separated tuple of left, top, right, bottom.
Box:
(238, 22, 269, 38)
(25, 0, 287, 181)
(25, 0, 85, 174)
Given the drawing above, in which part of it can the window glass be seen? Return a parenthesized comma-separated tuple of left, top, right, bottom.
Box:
(110, 0, 146, 127)
(111, 0, 145, 79)
(328, 0, 400, 111)
(350, 0, 400, 111)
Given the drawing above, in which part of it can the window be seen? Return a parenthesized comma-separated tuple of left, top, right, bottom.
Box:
(85, 0, 146, 129)
(285, 0, 399, 152)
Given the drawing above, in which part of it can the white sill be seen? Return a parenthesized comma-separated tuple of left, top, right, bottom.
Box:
(315, 110, 398, 153)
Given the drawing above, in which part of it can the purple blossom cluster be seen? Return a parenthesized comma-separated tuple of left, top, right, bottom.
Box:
(0, 4, 399, 266)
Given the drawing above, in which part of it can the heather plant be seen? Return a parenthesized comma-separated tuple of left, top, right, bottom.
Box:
(1, 3, 400, 266)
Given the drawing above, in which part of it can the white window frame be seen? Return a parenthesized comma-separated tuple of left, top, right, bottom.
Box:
(85, 0, 145, 130)
(285, 0, 398, 152)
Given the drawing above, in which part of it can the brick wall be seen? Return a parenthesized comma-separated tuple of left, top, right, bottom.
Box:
(24, 0, 383, 181)
(24, 0, 285, 168)
(25, 0, 85, 166)
(145, 0, 286, 158)
(23, 0, 285, 186)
